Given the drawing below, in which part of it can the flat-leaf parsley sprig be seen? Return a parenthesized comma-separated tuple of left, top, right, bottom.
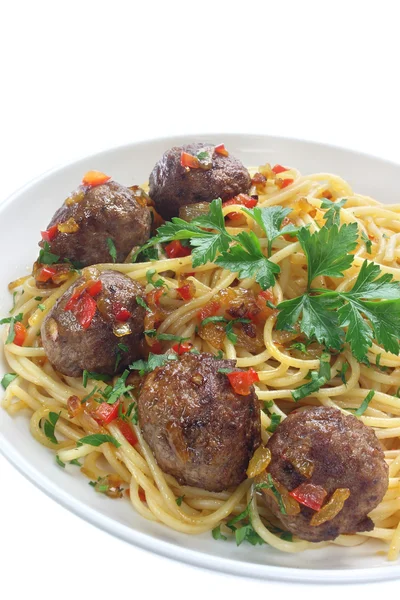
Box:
(132, 199, 283, 290)
(276, 223, 400, 362)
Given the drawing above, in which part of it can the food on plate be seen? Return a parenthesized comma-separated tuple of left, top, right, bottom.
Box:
(138, 352, 261, 492)
(41, 270, 146, 376)
(256, 406, 388, 542)
(148, 142, 251, 219)
(2, 144, 400, 561)
(36, 174, 151, 278)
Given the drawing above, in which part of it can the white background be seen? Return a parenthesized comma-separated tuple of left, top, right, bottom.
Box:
(1, 1, 400, 597)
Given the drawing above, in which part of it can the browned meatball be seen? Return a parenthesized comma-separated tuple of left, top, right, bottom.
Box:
(41, 270, 146, 377)
(40, 181, 151, 266)
(138, 352, 261, 491)
(256, 407, 388, 542)
(148, 143, 252, 220)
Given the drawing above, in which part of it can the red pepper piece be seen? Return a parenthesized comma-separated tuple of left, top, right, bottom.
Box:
(227, 368, 259, 396)
(36, 266, 58, 283)
(94, 400, 120, 425)
(172, 342, 193, 355)
(117, 418, 138, 446)
(138, 487, 146, 502)
(289, 482, 328, 511)
(277, 178, 294, 189)
(222, 194, 258, 220)
(180, 151, 200, 169)
(272, 164, 289, 174)
(146, 287, 164, 307)
(215, 143, 229, 157)
(13, 322, 27, 346)
(165, 240, 191, 259)
(82, 171, 111, 187)
(66, 292, 97, 329)
(149, 340, 163, 354)
(41, 224, 58, 242)
(176, 283, 194, 301)
(113, 302, 132, 322)
(87, 280, 102, 297)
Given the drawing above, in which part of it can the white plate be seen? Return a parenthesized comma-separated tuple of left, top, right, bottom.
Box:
(1, 134, 400, 584)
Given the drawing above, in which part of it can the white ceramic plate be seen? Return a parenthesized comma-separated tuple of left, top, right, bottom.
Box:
(1, 134, 400, 583)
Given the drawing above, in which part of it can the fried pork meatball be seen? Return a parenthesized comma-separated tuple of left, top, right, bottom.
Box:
(138, 352, 261, 491)
(41, 270, 146, 377)
(40, 180, 151, 267)
(148, 143, 252, 220)
(257, 406, 388, 542)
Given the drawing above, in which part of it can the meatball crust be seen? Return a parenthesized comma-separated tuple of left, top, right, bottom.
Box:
(148, 143, 252, 220)
(138, 352, 261, 491)
(40, 181, 151, 266)
(41, 270, 146, 377)
(257, 407, 388, 542)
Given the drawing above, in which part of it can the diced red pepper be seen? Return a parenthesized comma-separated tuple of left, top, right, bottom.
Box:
(172, 342, 193, 355)
(65, 291, 97, 329)
(41, 224, 58, 242)
(149, 340, 163, 354)
(258, 290, 275, 304)
(180, 151, 200, 169)
(117, 418, 138, 446)
(222, 194, 258, 220)
(277, 178, 294, 189)
(94, 400, 120, 425)
(272, 164, 289, 174)
(113, 302, 132, 322)
(176, 283, 194, 301)
(227, 368, 259, 396)
(146, 287, 164, 307)
(13, 321, 27, 346)
(289, 482, 328, 511)
(165, 240, 191, 259)
(36, 266, 58, 283)
(87, 280, 102, 297)
(198, 301, 221, 321)
(215, 143, 229, 157)
(82, 170, 111, 187)
(138, 487, 146, 502)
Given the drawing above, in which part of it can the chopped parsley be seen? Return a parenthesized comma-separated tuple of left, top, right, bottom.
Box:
(1, 372, 18, 390)
(212, 525, 227, 541)
(106, 237, 117, 262)
(56, 455, 66, 468)
(82, 370, 110, 388)
(361, 231, 372, 254)
(175, 495, 185, 506)
(77, 433, 121, 448)
(136, 296, 151, 311)
(255, 475, 286, 514)
(129, 351, 178, 376)
(266, 413, 282, 433)
(44, 411, 61, 444)
(146, 268, 164, 287)
(0, 313, 23, 325)
(38, 242, 60, 265)
(338, 361, 349, 385)
(355, 390, 375, 416)
(37, 303, 46, 311)
(291, 353, 331, 401)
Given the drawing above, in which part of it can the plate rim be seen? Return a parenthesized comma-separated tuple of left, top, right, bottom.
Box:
(1, 133, 400, 583)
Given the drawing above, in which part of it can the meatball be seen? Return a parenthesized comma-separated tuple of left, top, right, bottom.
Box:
(40, 180, 151, 266)
(148, 143, 252, 220)
(41, 270, 146, 377)
(256, 407, 388, 542)
(138, 352, 261, 491)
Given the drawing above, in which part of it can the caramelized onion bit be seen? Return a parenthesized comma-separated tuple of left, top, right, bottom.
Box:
(94, 474, 124, 499)
(179, 202, 212, 222)
(47, 317, 59, 341)
(310, 488, 350, 526)
(247, 446, 271, 478)
(67, 395, 83, 418)
(283, 446, 314, 478)
(57, 218, 79, 234)
(113, 322, 132, 337)
(65, 189, 85, 206)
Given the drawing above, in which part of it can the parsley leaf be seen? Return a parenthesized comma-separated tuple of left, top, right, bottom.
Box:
(244, 205, 301, 257)
(146, 269, 164, 287)
(212, 525, 227, 541)
(129, 352, 178, 376)
(216, 231, 280, 290)
(44, 411, 61, 444)
(56, 455, 66, 468)
(361, 231, 372, 254)
(267, 413, 281, 433)
(1, 372, 18, 389)
(256, 474, 287, 514)
(38, 242, 60, 265)
(355, 390, 375, 416)
(175, 495, 185, 506)
(102, 370, 133, 405)
(77, 434, 121, 448)
(291, 353, 331, 401)
(320, 198, 346, 227)
(136, 296, 151, 312)
(297, 223, 358, 288)
(82, 370, 110, 388)
(106, 238, 117, 263)
(339, 361, 349, 384)
(341, 260, 400, 301)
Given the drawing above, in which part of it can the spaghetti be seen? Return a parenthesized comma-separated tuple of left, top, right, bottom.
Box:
(2, 164, 400, 560)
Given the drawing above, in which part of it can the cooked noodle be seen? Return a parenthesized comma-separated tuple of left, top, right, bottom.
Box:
(2, 165, 400, 559)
